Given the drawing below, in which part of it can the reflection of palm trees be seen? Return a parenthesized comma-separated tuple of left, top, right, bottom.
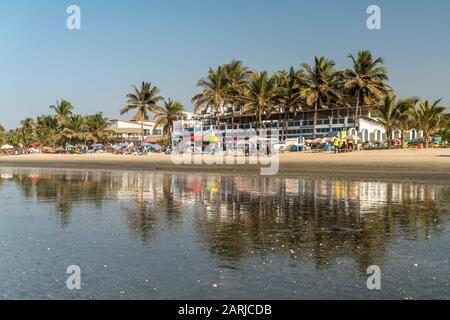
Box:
(192, 176, 448, 274)
(4, 168, 449, 275)
(10, 170, 111, 228)
(120, 173, 184, 244)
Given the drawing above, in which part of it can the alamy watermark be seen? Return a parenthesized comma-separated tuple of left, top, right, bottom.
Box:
(367, 265, 382, 290)
(170, 124, 280, 176)
(66, 265, 81, 290)
(66, 5, 81, 30)
(367, 5, 381, 30)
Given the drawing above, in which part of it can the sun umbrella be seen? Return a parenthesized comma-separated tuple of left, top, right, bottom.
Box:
(206, 135, 219, 143)
(151, 144, 162, 150)
(187, 135, 204, 142)
(313, 138, 323, 144)
(1, 144, 14, 150)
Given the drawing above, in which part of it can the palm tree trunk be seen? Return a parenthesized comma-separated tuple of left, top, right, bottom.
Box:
(400, 130, 405, 149)
(258, 111, 262, 135)
(231, 106, 235, 131)
(386, 129, 392, 149)
(141, 121, 144, 146)
(313, 101, 318, 138)
(283, 107, 289, 141)
(168, 124, 173, 147)
(355, 91, 360, 121)
(424, 131, 429, 148)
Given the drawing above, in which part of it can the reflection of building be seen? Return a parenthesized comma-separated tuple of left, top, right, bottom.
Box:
(109, 119, 163, 143)
(4, 167, 446, 272)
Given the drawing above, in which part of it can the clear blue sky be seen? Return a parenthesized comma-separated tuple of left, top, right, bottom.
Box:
(0, 0, 449, 128)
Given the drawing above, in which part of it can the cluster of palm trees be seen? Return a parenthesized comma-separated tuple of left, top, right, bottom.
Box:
(1, 50, 448, 150)
(0, 99, 113, 151)
(369, 96, 448, 148)
(120, 82, 187, 145)
(192, 51, 449, 146)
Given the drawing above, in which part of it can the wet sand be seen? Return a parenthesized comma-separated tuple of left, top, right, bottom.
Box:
(1, 149, 450, 183)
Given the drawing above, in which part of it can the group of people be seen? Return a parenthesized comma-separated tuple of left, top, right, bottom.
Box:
(332, 135, 355, 153)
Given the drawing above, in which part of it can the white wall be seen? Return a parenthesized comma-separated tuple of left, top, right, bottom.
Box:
(357, 118, 422, 143)
(110, 120, 155, 130)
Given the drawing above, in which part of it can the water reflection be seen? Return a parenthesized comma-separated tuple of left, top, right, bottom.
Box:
(0, 168, 448, 274)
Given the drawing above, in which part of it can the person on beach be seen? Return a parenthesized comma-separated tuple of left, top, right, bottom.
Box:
(348, 138, 354, 152)
(333, 136, 341, 153)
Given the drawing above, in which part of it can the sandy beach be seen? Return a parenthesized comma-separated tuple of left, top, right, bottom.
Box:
(1, 149, 450, 183)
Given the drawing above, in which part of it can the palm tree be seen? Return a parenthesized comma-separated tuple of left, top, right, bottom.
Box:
(19, 118, 36, 148)
(301, 57, 341, 138)
(35, 125, 54, 147)
(37, 114, 59, 131)
(413, 99, 447, 148)
(50, 99, 74, 123)
(437, 124, 450, 146)
(275, 67, 305, 140)
(364, 95, 400, 149)
(54, 114, 86, 145)
(0, 124, 6, 146)
(85, 113, 114, 143)
(343, 50, 390, 118)
(241, 71, 279, 133)
(192, 66, 231, 128)
(16, 127, 34, 151)
(224, 60, 251, 128)
(154, 99, 187, 145)
(395, 98, 417, 148)
(120, 82, 164, 144)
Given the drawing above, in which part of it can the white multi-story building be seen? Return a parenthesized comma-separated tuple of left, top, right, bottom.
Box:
(186, 106, 423, 144)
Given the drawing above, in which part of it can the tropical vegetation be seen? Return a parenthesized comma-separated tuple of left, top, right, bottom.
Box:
(0, 100, 113, 152)
(191, 52, 447, 147)
(1, 50, 448, 151)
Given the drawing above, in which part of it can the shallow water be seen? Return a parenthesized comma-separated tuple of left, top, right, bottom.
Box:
(0, 167, 449, 300)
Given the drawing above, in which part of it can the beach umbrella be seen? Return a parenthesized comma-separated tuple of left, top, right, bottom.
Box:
(151, 144, 162, 150)
(1, 144, 14, 150)
(65, 145, 76, 149)
(187, 135, 203, 142)
(206, 135, 219, 143)
(313, 138, 323, 144)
